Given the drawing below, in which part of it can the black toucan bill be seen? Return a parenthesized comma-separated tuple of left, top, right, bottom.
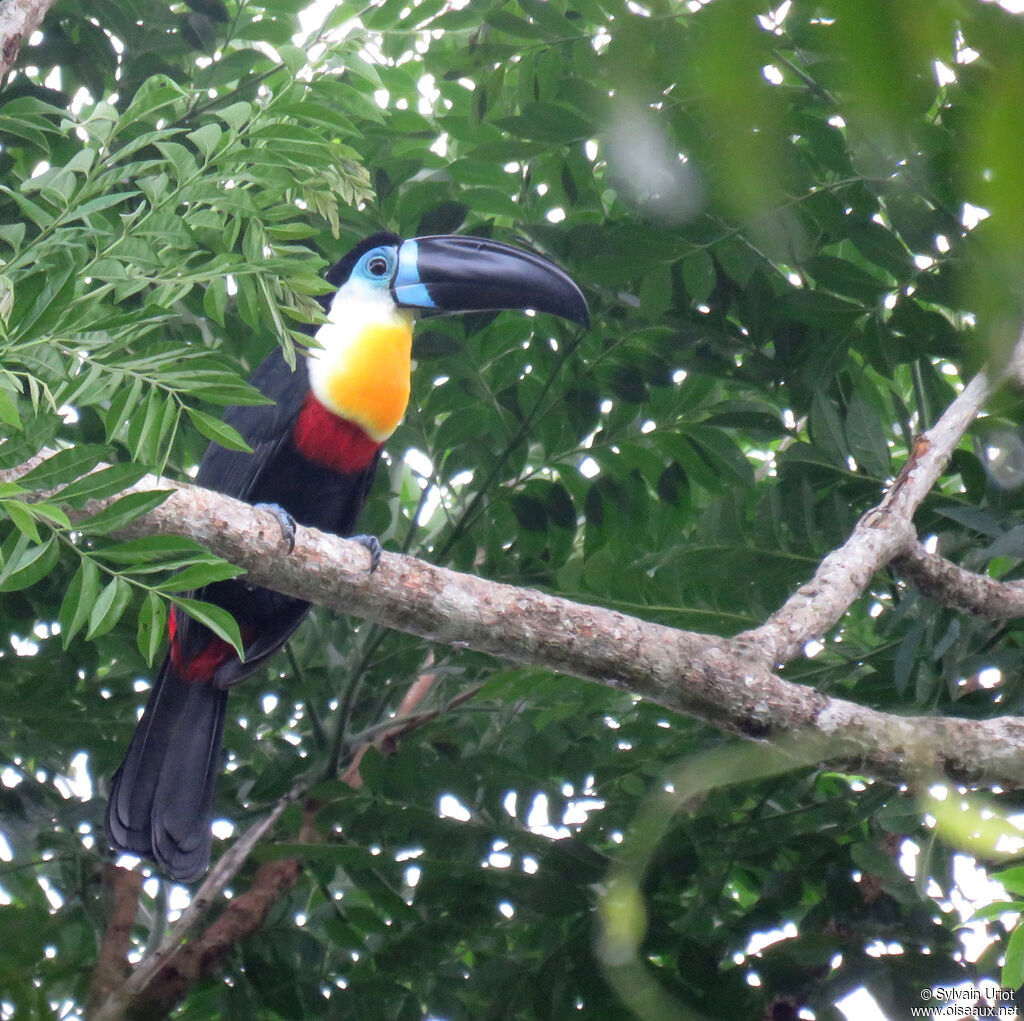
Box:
(106, 232, 589, 882)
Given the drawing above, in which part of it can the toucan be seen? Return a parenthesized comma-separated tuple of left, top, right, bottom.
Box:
(106, 232, 589, 882)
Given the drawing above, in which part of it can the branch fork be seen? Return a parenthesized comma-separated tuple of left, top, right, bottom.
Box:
(12, 334, 1022, 1018)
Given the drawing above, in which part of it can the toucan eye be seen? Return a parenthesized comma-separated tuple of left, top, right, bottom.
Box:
(367, 256, 389, 276)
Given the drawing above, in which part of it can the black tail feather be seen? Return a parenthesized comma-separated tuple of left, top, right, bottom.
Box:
(106, 661, 228, 883)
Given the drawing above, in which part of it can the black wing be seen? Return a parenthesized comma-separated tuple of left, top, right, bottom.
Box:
(196, 347, 311, 501)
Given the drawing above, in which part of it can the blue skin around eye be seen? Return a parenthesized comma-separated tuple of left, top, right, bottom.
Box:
(355, 248, 397, 288)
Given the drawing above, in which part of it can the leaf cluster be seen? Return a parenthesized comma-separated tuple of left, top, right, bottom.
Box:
(4, 0, 1024, 1018)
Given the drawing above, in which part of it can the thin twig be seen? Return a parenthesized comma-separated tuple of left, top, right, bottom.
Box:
(736, 332, 1024, 664)
(90, 784, 301, 1021)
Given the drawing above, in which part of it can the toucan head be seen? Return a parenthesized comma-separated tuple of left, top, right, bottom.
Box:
(324, 232, 589, 328)
(308, 232, 587, 444)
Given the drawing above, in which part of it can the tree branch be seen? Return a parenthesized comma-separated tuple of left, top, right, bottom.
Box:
(894, 541, 1024, 619)
(125, 858, 303, 1020)
(0, 0, 58, 80)
(340, 665, 438, 788)
(736, 337, 1021, 665)
(6, 435, 1024, 792)
(17, 337, 1024, 1018)
(89, 789, 299, 1021)
(86, 865, 143, 1015)
(92, 665, 477, 1018)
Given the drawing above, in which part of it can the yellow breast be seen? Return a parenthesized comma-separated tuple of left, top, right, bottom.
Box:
(314, 320, 413, 442)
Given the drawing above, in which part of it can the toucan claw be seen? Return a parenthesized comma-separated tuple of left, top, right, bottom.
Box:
(350, 533, 382, 573)
(255, 502, 297, 553)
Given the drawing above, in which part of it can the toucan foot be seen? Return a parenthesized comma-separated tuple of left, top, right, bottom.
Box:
(350, 534, 382, 573)
(255, 502, 297, 553)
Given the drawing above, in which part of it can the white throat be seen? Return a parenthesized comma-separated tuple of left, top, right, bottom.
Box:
(306, 277, 414, 441)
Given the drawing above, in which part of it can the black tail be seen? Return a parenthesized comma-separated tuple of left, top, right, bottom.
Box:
(106, 660, 228, 883)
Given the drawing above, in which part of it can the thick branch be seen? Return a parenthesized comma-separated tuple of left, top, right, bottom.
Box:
(4, 459, 1022, 791)
(0, 0, 57, 79)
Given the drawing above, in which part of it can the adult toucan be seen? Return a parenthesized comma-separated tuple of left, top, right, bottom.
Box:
(106, 232, 589, 882)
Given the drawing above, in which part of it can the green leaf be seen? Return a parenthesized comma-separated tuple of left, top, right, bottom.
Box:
(171, 371, 271, 406)
(0, 185, 55, 230)
(75, 490, 173, 536)
(125, 391, 174, 465)
(845, 393, 890, 476)
(0, 387, 21, 429)
(13, 262, 75, 340)
(779, 289, 862, 328)
(1004, 922, 1024, 990)
(809, 392, 847, 463)
(484, 10, 547, 39)
(59, 559, 101, 646)
(511, 493, 547, 532)
(97, 532, 216, 565)
(154, 140, 199, 182)
(518, 0, 576, 35)
(215, 100, 252, 130)
(235, 272, 260, 327)
(242, 219, 265, 263)
(682, 250, 716, 303)
(1, 499, 41, 542)
(496, 102, 592, 144)
(104, 378, 144, 442)
(849, 221, 912, 277)
(138, 172, 170, 206)
(686, 426, 755, 488)
(0, 274, 13, 325)
(991, 866, 1024, 898)
(86, 577, 133, 639)
(187, 122, 222, 159)
(203, 275, 227, 325)
(806, 254, 889, 301)
(0, 222, 26, 252)
(965, 901, 1021, 923)
(171, 596, 244, 659)
(18, 445, 111, 491)
(25, 502, 70, 529)
(98, 535, 216, 565)
(70, 191, 137, 221)
(277, 44, 308, 74)
(154, 560, 242, 592)
(137, 590, 168, 666)
(119, 75, 188, 127)
(0, 534, 60, 592)
(186, 407, 252, 452)
(56, 464, 149, 506)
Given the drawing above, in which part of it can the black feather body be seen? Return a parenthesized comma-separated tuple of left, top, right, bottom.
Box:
(107, 348, 380, 882)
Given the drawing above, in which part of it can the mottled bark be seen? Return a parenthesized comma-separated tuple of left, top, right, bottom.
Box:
(0, 0, 57, 80)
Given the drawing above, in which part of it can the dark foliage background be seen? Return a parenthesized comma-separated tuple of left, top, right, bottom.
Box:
(2, 1, 1024, 1017)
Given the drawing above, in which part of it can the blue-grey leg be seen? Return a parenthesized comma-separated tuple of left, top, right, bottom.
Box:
(255, 502, 298, 553)
(350, 534, 382, 572)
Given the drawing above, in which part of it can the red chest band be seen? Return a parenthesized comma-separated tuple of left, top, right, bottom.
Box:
(292, 393, 383, 474)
